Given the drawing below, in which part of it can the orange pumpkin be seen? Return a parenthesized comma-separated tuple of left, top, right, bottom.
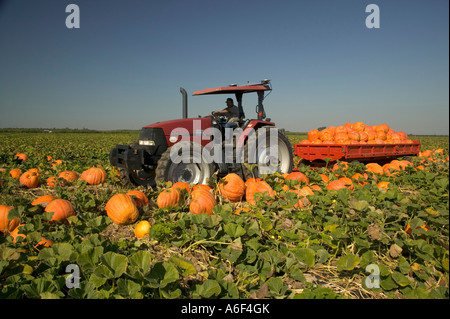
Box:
(15, 153, 28, 162)
(81, 167, 107, 185)
(366, 163, 384, 175)
(284, 172, 309, 185)
(31, 195, 56, 207)
(59, 171, 79, 182)
(156, 187, 181, 209)
(307, 129, 320, 141)
(19, 170, 41, 188)
(190, 188, 216, 215)
(105, 194, 139, 225)
(326, 180, 348, 191)
(332, 161, 348, 172)
(318, 174, 330, 184)
(126, 190, 149, 210)
(0, 205, 20, 233)
(47, 176, 68, 188)
(134, 220, 151, 238)
(44, 199, 76, 223)
(10, 224, 26, 244)
(10, 168, 22, 179)
(192, 184, 212, 192)
(338, 177, 354, 190)
(288, 188, 311, 209)
(235, 207, 250, 215)
(34, 237, 54, 250)
(377, 181, 390, 191)
(245, 180, 275, 205)
(218, 173, 245, 202)
(245, 177, 262, 187)
(172, 181, 191, 194)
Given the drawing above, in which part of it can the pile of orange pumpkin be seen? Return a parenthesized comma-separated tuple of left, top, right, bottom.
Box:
(301, 122, 413, 145)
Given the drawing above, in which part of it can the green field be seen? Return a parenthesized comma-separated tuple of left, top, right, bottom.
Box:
(0, 131, 448, 299)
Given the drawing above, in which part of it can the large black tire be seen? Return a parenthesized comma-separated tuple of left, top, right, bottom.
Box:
(117, 141, 156, 188)
(155, 141, 215, 184)
(241, 127, 293, 180)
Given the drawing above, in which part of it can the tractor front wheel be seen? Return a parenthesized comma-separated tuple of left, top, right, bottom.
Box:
(155, 141, 215, 185)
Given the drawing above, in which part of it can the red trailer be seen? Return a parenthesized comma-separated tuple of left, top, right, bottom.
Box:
(294, 141, 420, 164)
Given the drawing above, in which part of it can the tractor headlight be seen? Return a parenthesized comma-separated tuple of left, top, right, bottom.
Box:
(139, 140, 155, 146)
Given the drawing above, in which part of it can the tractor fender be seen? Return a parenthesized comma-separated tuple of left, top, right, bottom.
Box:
(236, 120, 275, 148)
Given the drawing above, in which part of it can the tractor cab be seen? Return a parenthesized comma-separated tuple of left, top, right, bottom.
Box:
(193, 79, 273, 130)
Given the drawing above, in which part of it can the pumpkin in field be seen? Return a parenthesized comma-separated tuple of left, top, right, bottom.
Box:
(31, 195, 56, 207)
(366, 163, 384, 175)
(245, 177, 262, 187)
(318, 174, 330, 184)
(218, 173, 245, 202)
(126, 190, 149, 210)
(81, 167, 106, 185)
(15, 153, 28, 162)
(172, 181, 191, 194)
(332, 161, 348, 172)
(235, 207, 250, 215)
(10, 168, 21, 179)
(326, 179, 348, 191)
(284, 172, 309, 185)
(245, 180, 275, 205)
(19, 170, 41, 188)
(47, 176, 68, 188)
(59, 171, 79, 182)
(34, 237, 54, 250)
(134, 220, 151, 238)
(289, 188, 311, 209)
(377, 181, 390, 191)
(192, 184, 212, 192)
(105, 194, 139, 225)
(157, 187, 181, 209)
(10, 224, 26, 244)
(190, 189, 216, 215)
(44, 199, 76, 223)
(310, 184, 322, 191)
(0, 205, 20, 233)
(338, 177, 354, 190)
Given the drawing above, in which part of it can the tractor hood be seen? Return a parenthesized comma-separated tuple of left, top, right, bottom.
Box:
(142, 117, 212, 146)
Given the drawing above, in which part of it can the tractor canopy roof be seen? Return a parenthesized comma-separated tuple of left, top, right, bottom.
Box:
(193, 80, 271, 96)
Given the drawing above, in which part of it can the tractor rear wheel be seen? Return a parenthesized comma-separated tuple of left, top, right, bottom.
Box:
(241, 127, 293, 180)
(155, 141, 215, 185)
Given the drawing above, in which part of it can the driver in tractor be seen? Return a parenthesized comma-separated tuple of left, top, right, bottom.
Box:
(208, 98, 240, 141)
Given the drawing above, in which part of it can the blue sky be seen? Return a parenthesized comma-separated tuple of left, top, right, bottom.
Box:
(0, 0, 448, 134)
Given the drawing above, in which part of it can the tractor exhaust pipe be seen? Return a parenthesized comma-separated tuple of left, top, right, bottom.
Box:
(180, 87, 188, 119)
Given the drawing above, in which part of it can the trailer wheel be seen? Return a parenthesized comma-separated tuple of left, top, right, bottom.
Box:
(241, 127, 293, 180)
(155, 141, 215, 185)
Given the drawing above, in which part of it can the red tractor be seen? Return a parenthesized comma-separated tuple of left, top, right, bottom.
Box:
(109, 80, 294, 187)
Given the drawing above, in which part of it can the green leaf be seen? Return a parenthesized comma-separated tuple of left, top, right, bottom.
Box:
(380, 275, 398, 291)
(147, 262, 179, 288)
(336, 254, 360, 272)
(129, 251, 154, 274)
(197, 279, 221, 298)
(348, 199, 369, 211)
(224, 223, 246, 238)
(392, 271, 411, 287)
(117, 278, 142, 299)
(52, 243, 74, 261)
(170, 255, 197, 276)
(291, 247, 315, 268)
(101, 252, 128, 278)
(267, 277, 284, 295)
